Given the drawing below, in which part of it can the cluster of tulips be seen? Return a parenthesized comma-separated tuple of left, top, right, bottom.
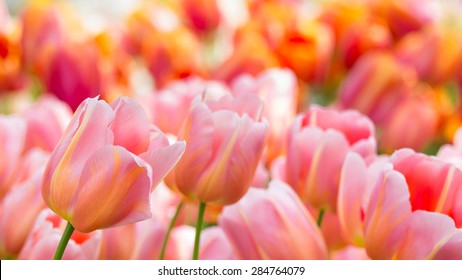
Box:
(1, 0, 462, 260)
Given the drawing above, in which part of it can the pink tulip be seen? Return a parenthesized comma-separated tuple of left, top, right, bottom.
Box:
(231, 68, 298, 163)
(286, 106, 376, 212)
(42, 96, 186, 233)
(22, 95, 73, 152)
(0, 164, 46, 259)
(200, 226, 237, 260)
(140, 76, 230, 135)
(0, 115, 26, 198)
(338, 149, 462, 259)
(168, 92, 268, 205)
(99, 224, 137, 260)
(219, 180, 328, 259)
(18, 210, 101, 260)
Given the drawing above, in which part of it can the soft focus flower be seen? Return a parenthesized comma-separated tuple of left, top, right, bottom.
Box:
(285, 106, 376, 212)
(275, 20, 334, 83)
(180, 0, 220, 34)
(42, 96, 185, 232)
(0, 115, 26, 198)
(22, 95, 73, 152)
(167, 92, 268, 205)
(395, 26, 462, 85)
(0, 153, 47, 259)
(140, 76, 230, 135)
(219, 180, 328, 259)
(232, 68, 297, 163)
(42, 41, 102, 111)
(338, 150, 462, 259)
(337, 51, 439, 152)
(19, 209, 101, 260)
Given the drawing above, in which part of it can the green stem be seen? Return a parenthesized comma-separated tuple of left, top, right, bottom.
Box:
(159, 201, 184, 260)
(53, 222, 75, 260)
(317, 208, 326, 228)
(192, 202, 207, 260)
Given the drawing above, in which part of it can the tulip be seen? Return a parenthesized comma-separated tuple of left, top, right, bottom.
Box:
(286, 106, 376, 213)
(0, 165, 46, 259)
(20, 1, 64, 74)
(140, 76, 230, 135)
(18, 210, 101, 260)
(42, 96, 185, 234)
(168, 92, 268, 205)
(42, 41, 102, 111)
(0, 115, 26, 199)
(370, 0, 438, 38)
(219, 180, 327, 259)
(180, 0, 220, 34)
(275, 20, 334, 83)
(395, 26, 462, 85)
(22, 95, 73, 152)
(338, 149, 462, 259)
(231, 68, 297, 163)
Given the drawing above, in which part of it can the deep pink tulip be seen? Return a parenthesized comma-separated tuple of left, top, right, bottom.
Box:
(338, 150, 462, 259)
(18, 210, 101, 260)
(22, 95, 73, 152)
(168, 93, 268, 205)
(0, 115, 26, 198)
(232, 68, 298, 163)
(219, 180, 328, 259)
(286, 106, 376, 212)
(42, 96, 186, 233)
(43, 42, 101, 111)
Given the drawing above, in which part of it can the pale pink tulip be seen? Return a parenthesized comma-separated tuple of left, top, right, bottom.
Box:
(22, 95, 73, 152)
(19, 210, 101, 260)
(232, 68, 298, 163)
(0, 166, 46, 259)
(99, 224, 137, 260)
(200, 226, 236, 260)
(168, 93, 268, 205)
(219, 180, 328, 259)
(286, 106, 376, 212)
(140, 77, 230, 135)
(42, 96, 185, 233)
(0, 116, 26, 198)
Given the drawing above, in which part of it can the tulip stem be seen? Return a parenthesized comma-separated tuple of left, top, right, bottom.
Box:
(53, 222, 75, 260)
(192, 202, 207, 260)
(159, 201, 184, 260)
(317, 208, 325, 228)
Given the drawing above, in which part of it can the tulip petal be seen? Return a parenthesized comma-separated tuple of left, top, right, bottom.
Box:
(140, 140, 186, 188)
(433, 230, 462, 260)
(364, 169, 412, 259)
(42, 97, 114, 219)
(394, 211, 456, 259)
(338, 152, 368, 246)
(110, 97, 151, 155)
(70, 146, 152, 232)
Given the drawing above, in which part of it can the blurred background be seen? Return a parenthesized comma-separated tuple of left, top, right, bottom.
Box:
(1, 0, 462, 154)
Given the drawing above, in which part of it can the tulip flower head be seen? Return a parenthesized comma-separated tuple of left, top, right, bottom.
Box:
(168, 92, 269, 205)
(42, 96, 185, 233)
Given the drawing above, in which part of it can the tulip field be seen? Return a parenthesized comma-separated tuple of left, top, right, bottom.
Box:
(1, 0, 462, 260)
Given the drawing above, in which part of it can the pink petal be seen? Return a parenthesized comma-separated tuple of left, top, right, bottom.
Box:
(337, 152, 368, 246)
(140, 140, 186, 189)
(109, 97, 150, 155)
(70, 146, 153, 232)
(42, 97, 114, 219)
(394, 211, 457, 259)
(433, 230, 462, 260)
(364, 169, 412, 259)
